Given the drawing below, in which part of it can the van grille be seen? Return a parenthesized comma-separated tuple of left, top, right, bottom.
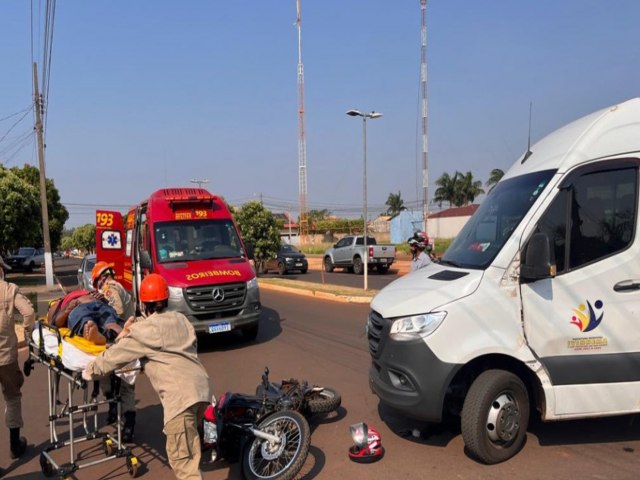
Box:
(367, 310, 387, 357)
(184, 282, 247, 313)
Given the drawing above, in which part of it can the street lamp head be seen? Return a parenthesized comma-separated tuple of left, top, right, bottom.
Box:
(346, 109, 363, 117)
(369, 111, 383, 119)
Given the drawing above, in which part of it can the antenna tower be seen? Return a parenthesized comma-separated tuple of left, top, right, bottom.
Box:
(420, 0, 429, 233)
(296, 0, 309, 237)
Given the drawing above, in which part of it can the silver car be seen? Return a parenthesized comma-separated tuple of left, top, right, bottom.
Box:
(77, 254, 96, 291)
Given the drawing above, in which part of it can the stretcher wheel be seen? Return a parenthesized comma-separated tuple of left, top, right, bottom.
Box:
(39, 452, 54, 477)
(103, 438, 114, 457)
(126, 455, 139, 477)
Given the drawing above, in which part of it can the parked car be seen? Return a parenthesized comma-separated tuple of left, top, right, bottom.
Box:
(323, 236, 395, 274)
(6, 247, 45, 272)
(77, 253, 97, 290)
(261, 244, 308, 275)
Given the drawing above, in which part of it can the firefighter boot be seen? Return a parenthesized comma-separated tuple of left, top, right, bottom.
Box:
(10, 428, 27, 459)
(123, 412, 136, 443)
(106, 401, 118, 425)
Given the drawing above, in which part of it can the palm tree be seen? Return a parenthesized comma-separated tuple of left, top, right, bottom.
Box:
(457, 171, 484, 206)
(434, 172, 460, 207)
(385, 191, 406, 216)
(486, 168, 504, 193)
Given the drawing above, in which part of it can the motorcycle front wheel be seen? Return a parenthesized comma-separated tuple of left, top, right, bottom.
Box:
(242, 410, 310, 480)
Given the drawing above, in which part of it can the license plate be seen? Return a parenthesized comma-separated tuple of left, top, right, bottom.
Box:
(208, 322, 231, 334)
(295, 263, 303, 267)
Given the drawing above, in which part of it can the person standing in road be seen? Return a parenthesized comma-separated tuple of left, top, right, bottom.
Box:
(408, 232, 432, 271)
(90, 261, 137, 441)
(83, 273, 211, 480)
(0, 255, 35, 461)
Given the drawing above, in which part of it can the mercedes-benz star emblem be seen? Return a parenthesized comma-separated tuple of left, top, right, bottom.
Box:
(211, 287, 225, 303)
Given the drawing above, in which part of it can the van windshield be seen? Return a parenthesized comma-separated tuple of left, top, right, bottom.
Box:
(441, 169, 556, 270)
(154, 219, 245, 263)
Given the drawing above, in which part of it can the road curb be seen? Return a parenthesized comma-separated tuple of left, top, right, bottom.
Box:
(258, 280, 373, 304)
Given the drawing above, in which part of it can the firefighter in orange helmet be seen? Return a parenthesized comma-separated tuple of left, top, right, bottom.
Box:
(90, 261, 138, 441)
(84, 274, 210, 479)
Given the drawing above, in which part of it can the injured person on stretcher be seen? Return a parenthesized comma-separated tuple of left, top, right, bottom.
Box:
(47, 289, 126, 345)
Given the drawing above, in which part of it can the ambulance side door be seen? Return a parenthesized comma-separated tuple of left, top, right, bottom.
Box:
(520, 158, 640, 417)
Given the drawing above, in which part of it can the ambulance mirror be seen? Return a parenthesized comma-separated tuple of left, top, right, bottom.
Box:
(520, 232, 556, 283)
(140, 250, 153, 270)
(245, 242, 255, 260)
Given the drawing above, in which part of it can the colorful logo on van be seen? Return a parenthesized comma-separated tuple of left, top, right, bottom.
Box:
(570, 299, 604, 332)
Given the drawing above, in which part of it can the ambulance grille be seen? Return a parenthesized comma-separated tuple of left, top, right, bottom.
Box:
(184, 282, 247, 313)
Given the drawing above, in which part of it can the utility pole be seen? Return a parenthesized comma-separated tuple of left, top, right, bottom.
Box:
(190, 178, 209, 189)
(33, 62, 54, 289)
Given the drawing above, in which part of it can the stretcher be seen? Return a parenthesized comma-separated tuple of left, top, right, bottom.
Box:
(25, 320, 141, 479)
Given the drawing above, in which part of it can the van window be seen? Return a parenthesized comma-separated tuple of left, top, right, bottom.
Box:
(531, 166, 637, 273)
(441, 169, 556, 269)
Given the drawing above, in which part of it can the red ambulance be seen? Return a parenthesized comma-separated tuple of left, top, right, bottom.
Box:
(96, 188, 261, 340)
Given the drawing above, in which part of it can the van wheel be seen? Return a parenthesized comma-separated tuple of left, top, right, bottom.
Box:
(324, 256, 334, 273)
(352, 257, 364, 275)
(461, 370, 529, 464)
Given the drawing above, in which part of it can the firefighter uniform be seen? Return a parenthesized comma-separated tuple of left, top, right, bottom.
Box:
(85, 310, 210, 479)
(0, 260, 36, 458)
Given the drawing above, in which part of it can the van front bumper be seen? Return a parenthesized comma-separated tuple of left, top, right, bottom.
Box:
(369, 334, 461, 423)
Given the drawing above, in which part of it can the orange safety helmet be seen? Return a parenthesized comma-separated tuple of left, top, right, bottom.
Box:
(91, 261, 115, 287)
(139, 273, 169, 303)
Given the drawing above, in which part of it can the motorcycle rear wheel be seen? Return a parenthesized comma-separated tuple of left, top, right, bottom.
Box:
(242, 410, 310, 480)
(305, 387, 341, 414)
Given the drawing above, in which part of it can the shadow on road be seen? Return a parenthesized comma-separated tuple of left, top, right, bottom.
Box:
(197, 306, 283, 353)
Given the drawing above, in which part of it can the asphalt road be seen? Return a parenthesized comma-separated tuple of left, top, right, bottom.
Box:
(3, 263, 640, 479)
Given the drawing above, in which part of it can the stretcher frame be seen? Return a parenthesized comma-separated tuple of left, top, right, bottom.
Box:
(25, 321, 140, 479)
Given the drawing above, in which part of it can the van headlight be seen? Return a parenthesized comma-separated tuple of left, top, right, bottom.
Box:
(247, 277, 258, 290)
(390, 312, 447, 340)
(168, 286, 183, 299)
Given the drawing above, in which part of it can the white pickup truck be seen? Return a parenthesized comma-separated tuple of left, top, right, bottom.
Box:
(323, 235, 396, 274)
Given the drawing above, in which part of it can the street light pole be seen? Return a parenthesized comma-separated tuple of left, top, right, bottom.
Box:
(346, 109, 383, 290)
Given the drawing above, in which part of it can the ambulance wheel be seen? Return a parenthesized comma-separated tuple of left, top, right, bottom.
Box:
(461, 369, 529, 464)
(40, 452, 54, 477)
(126, 455, 140, 477)
(103, 438, 114, 457)
(242, 324, 259, 341)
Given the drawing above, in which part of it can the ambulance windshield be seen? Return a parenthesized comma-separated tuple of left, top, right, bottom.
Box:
(154, 219, 245, 263)
(441, 169, 556, 270)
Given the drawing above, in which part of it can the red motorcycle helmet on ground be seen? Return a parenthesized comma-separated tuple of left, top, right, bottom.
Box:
(348, 422, 384, 463)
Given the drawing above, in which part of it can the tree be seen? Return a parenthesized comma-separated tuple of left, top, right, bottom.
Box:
(434, 172, 460, 207)
(385, 191, 406, 216)
(1, 164, 69, 251)
(457, 171, 485, 206)
(306, 209, 331, 227)
(486, 168, 504, 193)
(71, 224, 96, 253)
(233, 201, 281, 270)
(0, 166, 41, 253)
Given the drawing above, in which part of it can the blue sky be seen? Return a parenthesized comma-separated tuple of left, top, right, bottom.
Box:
(1, 1, 639, 228)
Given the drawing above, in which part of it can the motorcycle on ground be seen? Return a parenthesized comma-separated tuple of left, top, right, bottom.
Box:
(200, 378, 311, 480)
(255, 367, 342, 417)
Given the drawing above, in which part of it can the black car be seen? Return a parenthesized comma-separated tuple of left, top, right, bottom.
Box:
(262, 244, 308, 275)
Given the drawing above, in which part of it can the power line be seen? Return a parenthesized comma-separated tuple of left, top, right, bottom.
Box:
(0, 109, 33, 146)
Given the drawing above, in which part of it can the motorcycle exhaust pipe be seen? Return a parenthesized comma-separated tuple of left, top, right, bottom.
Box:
(250, 428, 281, 444)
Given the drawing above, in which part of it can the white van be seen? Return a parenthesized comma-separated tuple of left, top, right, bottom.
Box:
(368, 98, 640, 464)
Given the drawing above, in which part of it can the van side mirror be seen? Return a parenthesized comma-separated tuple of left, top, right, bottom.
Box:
(520, 232, 556, 283)
(245, 242, 255, 260)
(140, 250, 153, 270)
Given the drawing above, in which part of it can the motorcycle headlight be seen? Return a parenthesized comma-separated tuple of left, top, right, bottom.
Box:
(168, 286, 183, 299)
(247, 277, 258, 290)
(390, 311, 447, 340)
